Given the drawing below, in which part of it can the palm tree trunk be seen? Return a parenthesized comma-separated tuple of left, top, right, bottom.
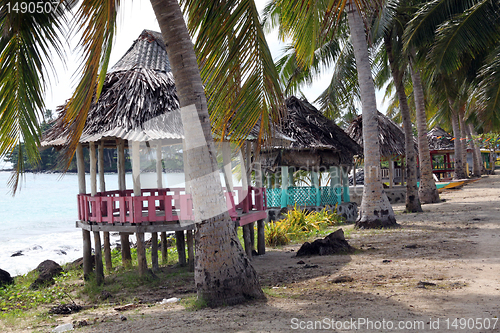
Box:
(465, 123, 481, 177)
(450, 105, 466, 179)
(469, 124, 484, 176)
(409, 63, 440, 203)
(384, 36, 422, 213)
(458, 107, 468, 176)
(150, 0, 264, 306)
(347, 3, 397, 228)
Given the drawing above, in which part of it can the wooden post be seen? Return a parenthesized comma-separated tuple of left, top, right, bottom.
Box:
(341, 166, 350, 202)
(116, 138, 132, 268)
(388, 159, 394, 188)
(90, 142, 104, 284)
(311, 168, 321, 206)
(151, 232, 159, 272)
(280, 166, 289, 208)
(330, 166, 341, 204)
(99, 141, 112, 273)
(77, 144, 92, 280)
(161, 232, 168, 264)
(352, 163, 357, 187)
(149, 141, 162, 272)
(175, 231, 187, 266)
(243, 224, 253, 259)
(131, 141, 148, 275)
(257, 219, 265, 255)
(253, 142, 266, 255)
(186, 230, 194, 271)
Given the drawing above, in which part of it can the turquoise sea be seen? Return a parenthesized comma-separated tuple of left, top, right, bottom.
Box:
(0, 171, 205, 276)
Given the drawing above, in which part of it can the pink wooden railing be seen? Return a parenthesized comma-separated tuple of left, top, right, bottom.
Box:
(77, 186, 266, 224)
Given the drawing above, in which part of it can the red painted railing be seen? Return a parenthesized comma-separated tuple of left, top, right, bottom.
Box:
(77, 186, 266, 225)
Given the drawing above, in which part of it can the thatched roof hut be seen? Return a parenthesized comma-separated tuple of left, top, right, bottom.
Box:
(345, 112, 417, 158)
(427, 127, 455, 151)
(42, 30, 182, 148)
(260, 96, 362, 170)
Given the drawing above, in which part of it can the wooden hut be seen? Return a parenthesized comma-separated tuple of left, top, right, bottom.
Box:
(42, 30, 267, 281)
(260, 96, 362, 212)
(346, 112, 418, 187)
(427, 127, 475, 178)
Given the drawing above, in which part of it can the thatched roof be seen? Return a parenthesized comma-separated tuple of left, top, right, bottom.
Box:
(345, 112, 417, 158)
(42, 30, 182, 148)
(260, 97, 362, 169)
(427, 127, 455, 151)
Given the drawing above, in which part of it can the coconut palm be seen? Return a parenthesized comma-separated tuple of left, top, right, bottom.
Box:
(405, 0, 500, 178)
(1, 0, 285, 306)
(266, 0, 397, 228)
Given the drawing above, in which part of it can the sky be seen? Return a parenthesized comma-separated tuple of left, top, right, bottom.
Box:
(44, 0, 387, 114)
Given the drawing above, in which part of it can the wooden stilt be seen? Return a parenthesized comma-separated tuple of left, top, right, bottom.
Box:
(103, 232, 112, 272)
(93, 231, 104, 285)
(82, 230, 92, 280)
(186, 230, 194, 272)
(136, 232, 148, 275)
(151, 232, 159, 272)
(90, 142, 105, 282)
(243, 224, 253, 259)
(131, 141, 148, 275)
(175, 231, 187, 266)
(121, 235, 132, 268)
(249, 222, 255, 251)
(98, 140, 112, 272)
(257, 219, 265, 255)
(76, 143, 92, 280)
(116, 138, 132, 267)
(161, 232, 168, 264)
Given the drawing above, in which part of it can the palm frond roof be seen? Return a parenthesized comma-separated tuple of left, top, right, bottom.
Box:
(260, 97, 362, 168)
(345, 112, 417, 157)
(426, 127, 455, 151)
(41, 30, 182, 147)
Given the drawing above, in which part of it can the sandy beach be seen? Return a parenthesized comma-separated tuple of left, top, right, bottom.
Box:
(5, 174, 500, 333)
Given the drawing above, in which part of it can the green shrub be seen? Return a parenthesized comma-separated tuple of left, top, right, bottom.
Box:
(264, 205, 344, 247)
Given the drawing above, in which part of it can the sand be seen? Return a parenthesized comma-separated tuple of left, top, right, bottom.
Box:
(14, 174, 500, 332)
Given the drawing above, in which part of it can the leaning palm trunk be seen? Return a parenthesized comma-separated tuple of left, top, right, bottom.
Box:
(409, 63, 439, 203)
(150, 0, 264, 306)
(450, 107, 466, 179)
(384, 37, 422, 213)
(348, 4, 396, 228)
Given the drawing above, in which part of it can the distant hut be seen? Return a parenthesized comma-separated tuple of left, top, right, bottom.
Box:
(42, 30, 267, 281)
(260, 96, 362, 215)
(346, 112, 417, 187)
(427, 127, 475, 178)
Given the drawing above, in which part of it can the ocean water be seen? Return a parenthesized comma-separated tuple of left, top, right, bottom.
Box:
(0, 171, 214, 276)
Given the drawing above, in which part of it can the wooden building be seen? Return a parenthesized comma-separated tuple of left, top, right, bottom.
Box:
(260, 96, 362, 209)
(346, 112, 418, 187)
(41, 30, 266, 282)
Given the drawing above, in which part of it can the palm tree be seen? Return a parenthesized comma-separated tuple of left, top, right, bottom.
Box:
(266, 0, 397, 228)
(1, 0, 284, 306)
(376, 2, 422, 212)
(405, 0, 500, 178)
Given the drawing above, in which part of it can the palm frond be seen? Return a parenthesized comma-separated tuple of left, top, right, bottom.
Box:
(0, 3, 70, 193)
(429, 0, 500, 75)
(181, 0, 283, 146)
(62, 0, 119, 164)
